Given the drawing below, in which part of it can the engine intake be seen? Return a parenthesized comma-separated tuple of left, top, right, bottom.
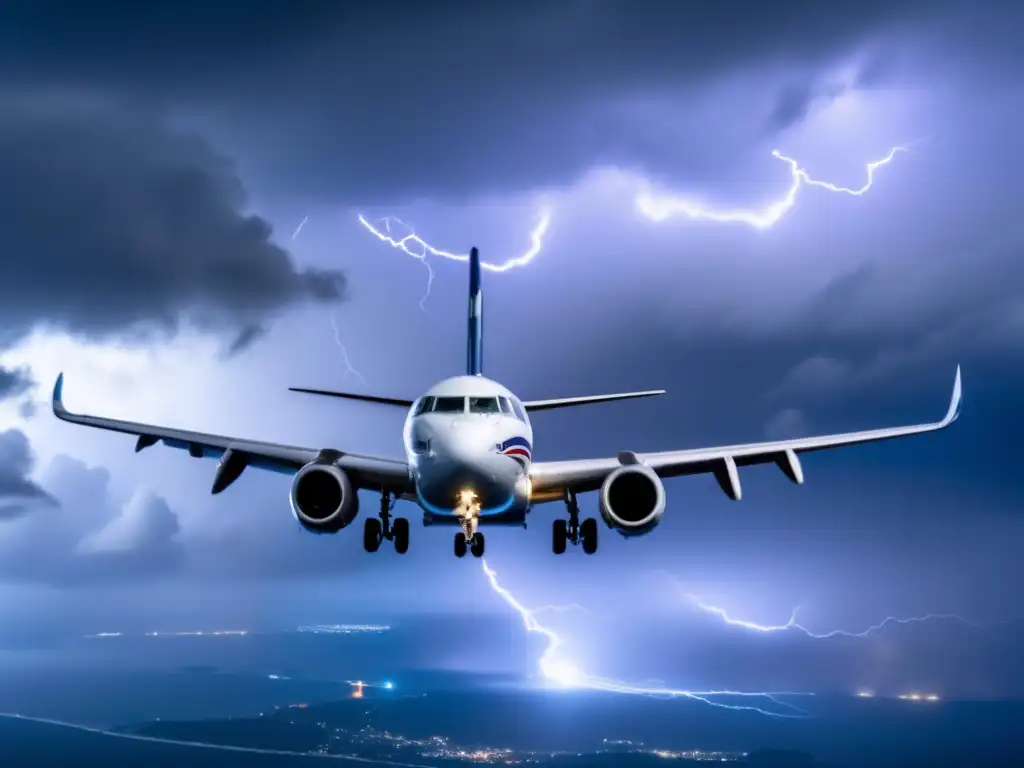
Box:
(599, 464, 665, 537)
(289, 460, 359, 533)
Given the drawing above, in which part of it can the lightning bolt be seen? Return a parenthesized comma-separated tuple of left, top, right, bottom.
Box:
(480, 560, 811, 719)
(356, 208, 552, 308)
(291, 215, 309, 241)
(290, 215, 368, 385)
(686, 595, 997, 639)
(635, 145, 909, 228)
(329, 313, 367, 387)
(357, 146, 909, 295)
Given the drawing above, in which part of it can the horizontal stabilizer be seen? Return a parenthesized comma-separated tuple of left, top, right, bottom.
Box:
(288, 387, 414, 408)
(523, 390, 666, 412)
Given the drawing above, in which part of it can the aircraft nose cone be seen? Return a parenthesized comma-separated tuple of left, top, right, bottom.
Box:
(442, 420, 500, 461)
(427, 422, 519, 491)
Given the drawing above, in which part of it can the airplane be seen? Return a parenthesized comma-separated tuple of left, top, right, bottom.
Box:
(51, 247, 962, 559)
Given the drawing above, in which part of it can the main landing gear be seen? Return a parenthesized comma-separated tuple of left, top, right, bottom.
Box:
(553, 490, 598, 555)
(363, 491, 409, 554)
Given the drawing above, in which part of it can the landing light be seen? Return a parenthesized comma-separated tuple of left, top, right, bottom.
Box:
(458, 488, 477, 506)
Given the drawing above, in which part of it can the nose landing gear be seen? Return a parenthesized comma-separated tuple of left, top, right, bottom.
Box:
(453, 530, 486, 558)
(453, 513, 486, 558)
(452, 491, 485, 558)
(553, 490, 598, 555)
(364, 490, 410, 553)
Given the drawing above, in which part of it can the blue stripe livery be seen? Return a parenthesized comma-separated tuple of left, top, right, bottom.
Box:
(499, 436, 532, 452)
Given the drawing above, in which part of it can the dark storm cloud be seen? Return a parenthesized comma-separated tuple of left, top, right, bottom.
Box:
(0, 366, 32, 401)
(0, 429, 55, 519)
(0, 439, 388, 585)
(0, 453, 183, 584)
(0, 1, 1006, 203)
(221, 324, 267, 358)
(0, 91, 346, 350)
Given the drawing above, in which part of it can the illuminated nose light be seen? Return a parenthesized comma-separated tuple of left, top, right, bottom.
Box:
(458, 488, 477, 506)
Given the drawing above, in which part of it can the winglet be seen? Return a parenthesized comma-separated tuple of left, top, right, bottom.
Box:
(942, 365, 962, 426)
(52, 372, 67, 418)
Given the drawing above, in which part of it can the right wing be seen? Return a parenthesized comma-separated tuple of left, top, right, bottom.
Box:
(51, 374, 411, 495)
(530, 367, 961, 500)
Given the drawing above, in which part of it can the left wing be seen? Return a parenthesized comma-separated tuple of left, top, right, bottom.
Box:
(522, 390, 665, 412)
(51, 374, 411, 494)
(529, 367, 961, 500)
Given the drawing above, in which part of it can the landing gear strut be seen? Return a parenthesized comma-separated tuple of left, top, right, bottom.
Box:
(364, 490, 409, 553)
(553, 490, 598, 555)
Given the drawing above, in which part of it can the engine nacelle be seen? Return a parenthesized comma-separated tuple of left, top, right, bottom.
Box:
(598, 464, 665, 537)
(289, 460, 360, 534)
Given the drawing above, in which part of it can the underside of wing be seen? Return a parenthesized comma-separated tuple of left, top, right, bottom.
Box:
(530, 366, 962, 499)
(52, 374, 411, 494)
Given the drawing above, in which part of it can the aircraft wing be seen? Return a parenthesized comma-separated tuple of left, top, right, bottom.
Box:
(522, 390, 666, 412)
(529, 367, 961, 500)
(51, 374, 411, 494)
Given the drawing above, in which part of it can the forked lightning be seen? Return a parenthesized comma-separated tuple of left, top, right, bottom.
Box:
(52, 248, 961, 558)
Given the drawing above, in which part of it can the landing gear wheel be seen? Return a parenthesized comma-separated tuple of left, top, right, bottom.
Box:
(454, 532, 468, 558)
(552, 519, 567, 555)
(581, 517, 598, 555)
(363, 518, 382, 553)
(393, 517, 410, 554)
(470, 533, 486, 558)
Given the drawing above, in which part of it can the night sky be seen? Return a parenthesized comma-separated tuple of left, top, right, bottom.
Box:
(0, 1, 1022, 700)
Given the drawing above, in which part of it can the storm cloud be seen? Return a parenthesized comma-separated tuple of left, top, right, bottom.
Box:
(0, 91, 346, 352)
(0, 429, 54, 520)
(0, 0, 1020, 700)
(0, 2, 1015, 204)
(0, 453, 183, 584)
(0, 366, 32, 402)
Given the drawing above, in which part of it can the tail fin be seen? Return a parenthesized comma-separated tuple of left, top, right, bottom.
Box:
(467, 246, 483, 376)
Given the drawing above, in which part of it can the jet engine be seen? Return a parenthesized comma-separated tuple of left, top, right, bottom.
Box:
(289, 459, 360, 533)
(598, 464, 665, 537)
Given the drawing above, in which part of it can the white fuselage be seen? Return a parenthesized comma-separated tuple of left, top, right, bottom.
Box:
(402, 375, 534, 524)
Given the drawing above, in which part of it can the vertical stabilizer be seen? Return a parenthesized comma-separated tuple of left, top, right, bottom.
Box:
(467, 247, 483, 376)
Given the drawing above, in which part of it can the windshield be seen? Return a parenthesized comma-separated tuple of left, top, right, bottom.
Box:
(469, 396, 501, 414)
(431, 396, 465, 414)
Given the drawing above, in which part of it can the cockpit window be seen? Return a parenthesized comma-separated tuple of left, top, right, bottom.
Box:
(510, 398, 527, 421)
(431, 396, 466, 414)
(413, 396, 435, 416)
(498, 397, 514, 415)
(469, 396, 501, 414)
